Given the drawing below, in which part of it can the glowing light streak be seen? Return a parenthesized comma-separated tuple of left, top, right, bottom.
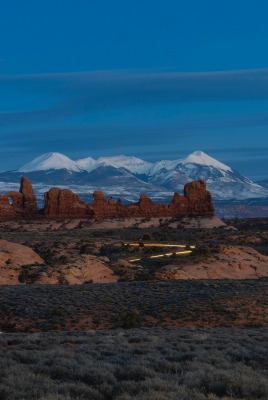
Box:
(128, 250, 193, 262)
(126, 243, 189, 248)
(125, 242, 194, 262)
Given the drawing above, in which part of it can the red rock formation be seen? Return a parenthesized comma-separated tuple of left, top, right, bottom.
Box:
(0, 176, 37, 219)
(0, 177, 214, 220)
(92, 191, 108, 216)
(184, 179, 214, 215)
(168, 192, 189, 215)
(43, 187, 88, 218)
(43, 179, 214, 219)
(20, 176, 38, 214)
(0, 195, 17, 218)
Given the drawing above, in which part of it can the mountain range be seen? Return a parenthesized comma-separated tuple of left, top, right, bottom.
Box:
(0, 151, 267, 214)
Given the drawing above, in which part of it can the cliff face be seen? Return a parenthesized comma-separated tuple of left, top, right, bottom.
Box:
(0, 177, 214, 220)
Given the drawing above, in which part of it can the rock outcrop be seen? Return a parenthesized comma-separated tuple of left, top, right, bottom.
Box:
(33, 255, 117, 284)
(0, 177, 37, 218)
(43, 179, 214, 219)
(184, 179, 214, 215)
(0, 177, 214, 220)
(154, 246, 268, 280)
(43, 188, 89, 218)
(20, 176, 38, 214)
(0, 239, 117, 284)
(0, 239, 45, 284)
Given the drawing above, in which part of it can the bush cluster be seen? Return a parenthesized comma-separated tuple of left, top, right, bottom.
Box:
(0, 328, 267, 399)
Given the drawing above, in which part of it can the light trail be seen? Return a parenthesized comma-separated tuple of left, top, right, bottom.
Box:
(126, 243, 195, 248)
(127, 242, 194, 263)
(149, 250, 192, 259)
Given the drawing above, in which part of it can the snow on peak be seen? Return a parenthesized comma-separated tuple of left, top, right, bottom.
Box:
(181, 151, 232, 172)
(19, 152, 82, 172)
(76, 157, 96, 172)
(18, 152, 152, 174)
(96, 155, 152, 174)
(148, 159, 180, 176)
(18, 150, 233, 176)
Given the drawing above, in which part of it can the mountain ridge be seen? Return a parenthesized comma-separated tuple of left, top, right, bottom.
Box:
(18, 150, 233, 176)
(1, 150, 267, 204)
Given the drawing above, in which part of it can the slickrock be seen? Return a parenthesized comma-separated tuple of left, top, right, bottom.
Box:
(34, 255, 117, 284)
(0, 239, 44, 284)
(155, 246, 268, 280)
(0, 239, 117, 285)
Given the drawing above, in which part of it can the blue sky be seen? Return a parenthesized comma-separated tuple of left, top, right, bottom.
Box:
(1, 0, 268, 180)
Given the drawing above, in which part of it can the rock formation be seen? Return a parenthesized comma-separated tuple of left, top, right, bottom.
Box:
(20, 176, 38, 214)
(184, 179, 214, 215)
(0, 176, 37, 218)
(43, 179, 214, 219)
(154, 245, 268, 280)
(0, 177, 214, 220)
(43, 187, 89, 218)
(0, 239, 45, 284)
(0, 239, 117, 284)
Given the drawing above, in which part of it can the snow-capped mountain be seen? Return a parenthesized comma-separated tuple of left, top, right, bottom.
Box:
(19, 152, 152, 175)
(147, 151, 232, 177)
(1, 150, 268, 203)
(18, 152, 83, 173)
(181, 151, 232, 171)
(96, 156, 152, 175)
(75, 156, 96, 172)
(147, 150, 265, 200)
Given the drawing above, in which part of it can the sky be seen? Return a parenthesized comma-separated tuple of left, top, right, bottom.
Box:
(1, 0, 268, 180)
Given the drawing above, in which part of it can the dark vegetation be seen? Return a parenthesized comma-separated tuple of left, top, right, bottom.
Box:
(0, 328, 267, 400)
(0, 280, 267, 333)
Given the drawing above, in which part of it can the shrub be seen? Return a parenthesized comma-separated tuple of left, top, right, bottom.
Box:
(119, 310, 142, 329)
(57, 274, 69, 285)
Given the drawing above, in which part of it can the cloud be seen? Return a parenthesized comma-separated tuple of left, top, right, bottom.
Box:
(1, 68, 268, 128)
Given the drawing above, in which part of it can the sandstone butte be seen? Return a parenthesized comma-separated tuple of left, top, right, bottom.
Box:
(0, 177, 214, 220)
